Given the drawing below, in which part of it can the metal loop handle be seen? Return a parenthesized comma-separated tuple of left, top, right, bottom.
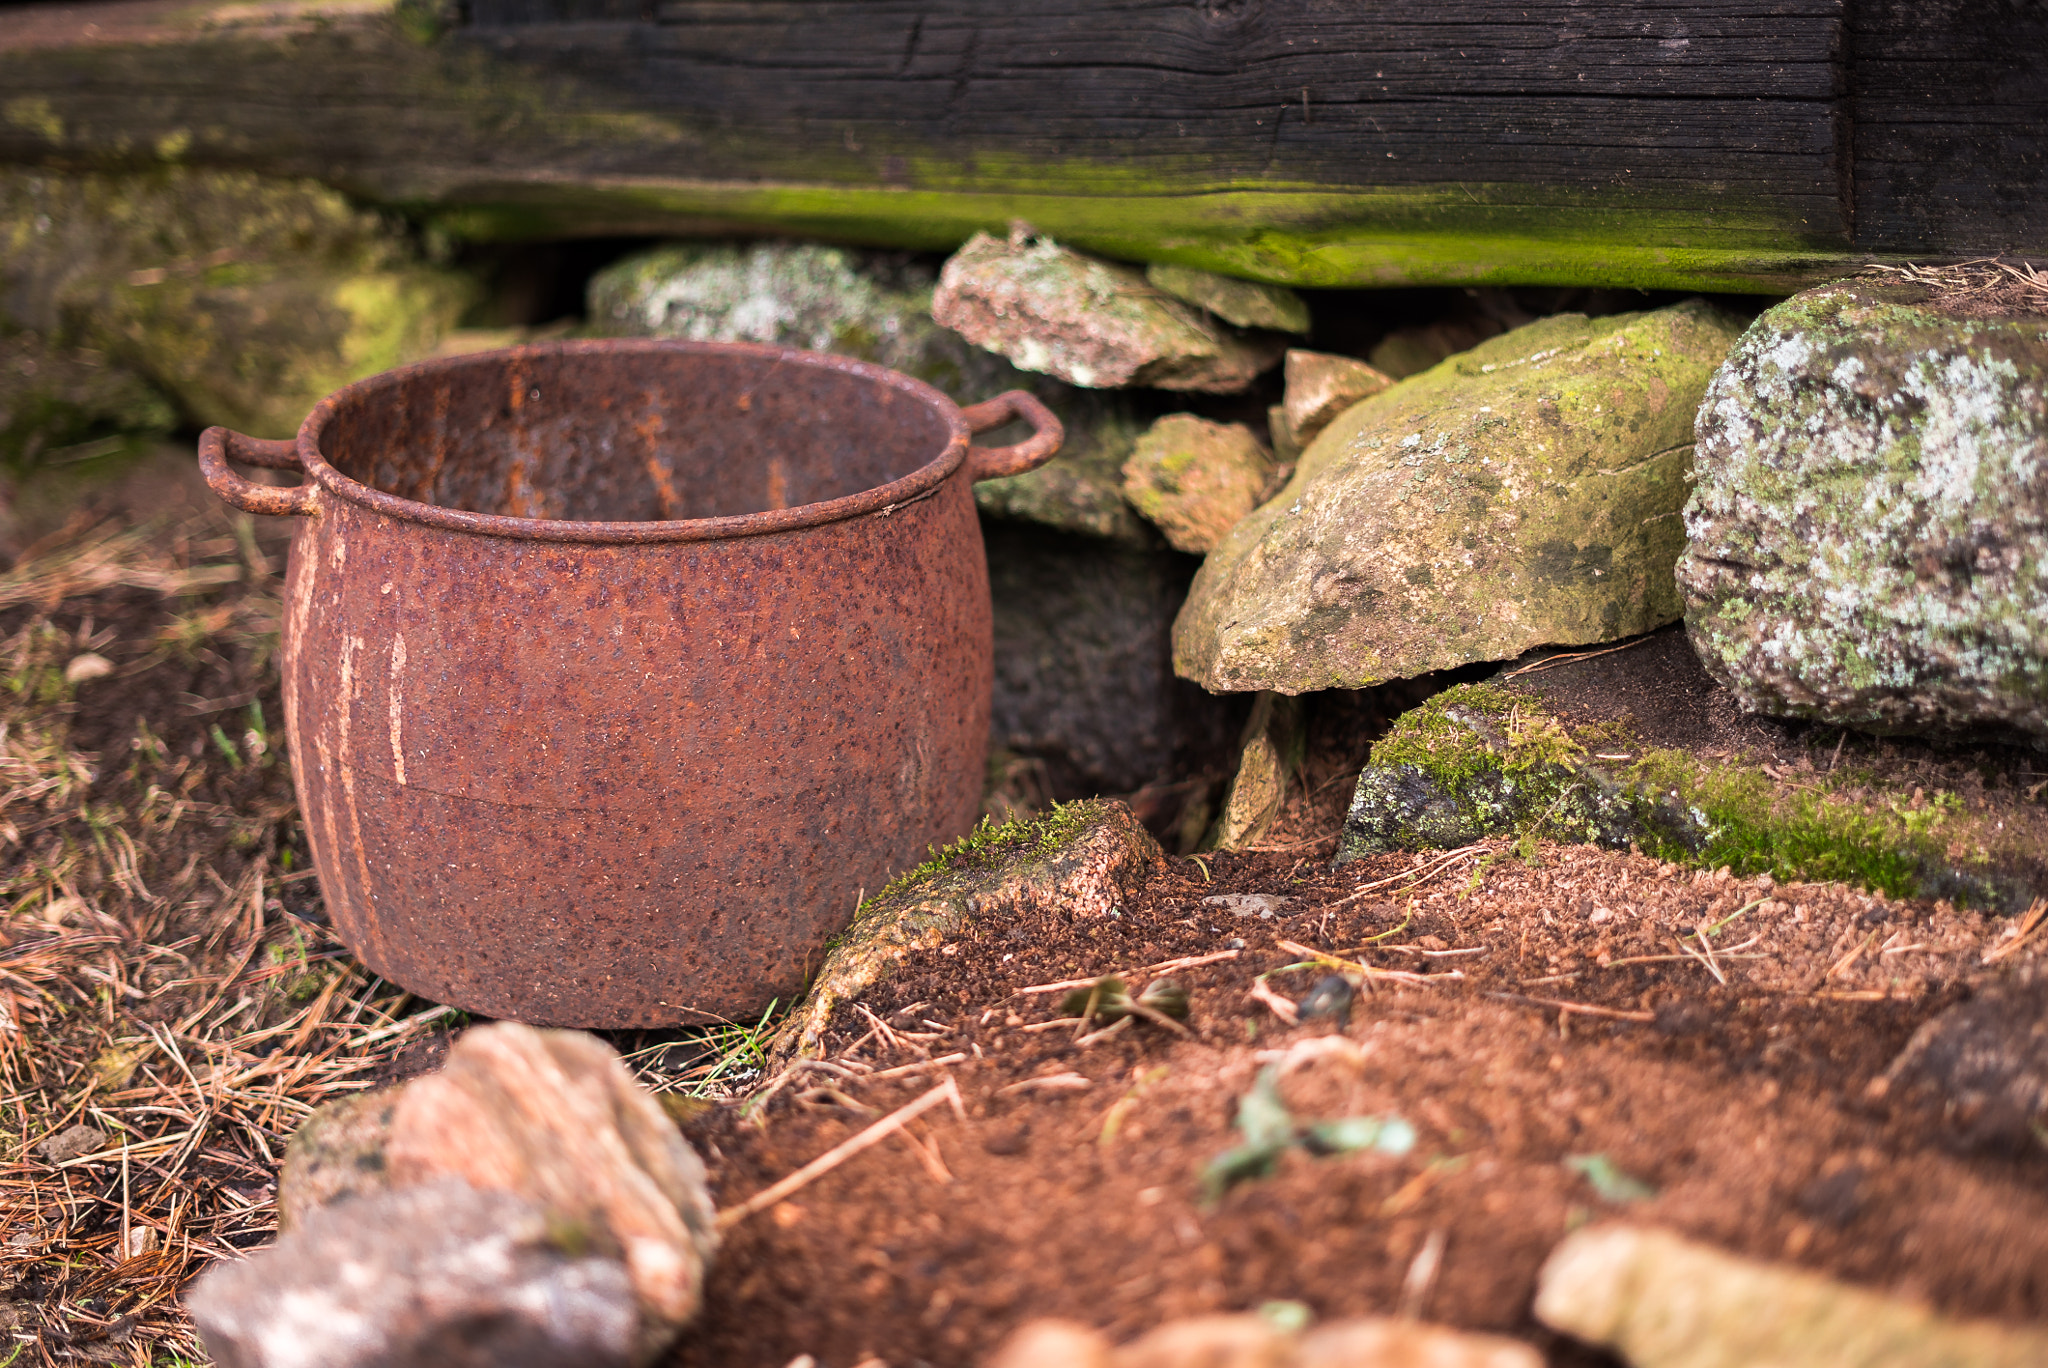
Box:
(198, 427, 319, 517)
(960, 390, 1064, 481)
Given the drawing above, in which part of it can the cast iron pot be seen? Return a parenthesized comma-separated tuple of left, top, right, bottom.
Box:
(199, 339, 1060, 1028)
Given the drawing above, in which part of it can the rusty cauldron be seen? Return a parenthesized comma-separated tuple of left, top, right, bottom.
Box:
(198, 340, 1060, 1028)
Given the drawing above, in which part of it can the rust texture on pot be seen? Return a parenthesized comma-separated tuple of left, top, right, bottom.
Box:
(199, 340, 1061, 1028)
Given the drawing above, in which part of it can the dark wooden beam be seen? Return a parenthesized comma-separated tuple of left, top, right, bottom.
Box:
(0, 0, 2037, 288)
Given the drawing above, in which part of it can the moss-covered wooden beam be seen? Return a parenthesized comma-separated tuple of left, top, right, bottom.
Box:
(1, 0, 2040, 289)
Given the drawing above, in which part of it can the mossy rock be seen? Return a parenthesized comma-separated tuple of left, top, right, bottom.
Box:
(1, 167, 474, 438)
(1341, 682, 2036, 908)
(0, 331, 176, 470)
(1174, 300, 1746, 693)
(1679, 280, 2048, 744)
(768, 799, 1164, 1064)
(586, 240, 1149, 542)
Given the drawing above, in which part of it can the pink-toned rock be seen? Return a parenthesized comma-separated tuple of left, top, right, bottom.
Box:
(1295, 1318, 1541, 1368)
(1116, 1315, 1292, 1368)
(1121, 414, 1273, 554)
(190, 1178, 639, 1368)
(984, 1319, 1115, 1368)
(386, 1023, 718, 1350)
(981, 1314, 1542, 1368)
(933, 232, 1281, 393)
(1279, 350, 1393, 451)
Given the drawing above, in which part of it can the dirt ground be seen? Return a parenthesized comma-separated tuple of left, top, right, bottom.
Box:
(677, 839, 2048, 1368)
(5, 457, 2046, 1367)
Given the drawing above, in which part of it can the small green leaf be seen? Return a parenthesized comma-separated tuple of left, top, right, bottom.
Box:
(1303, 1114, 1416, 1157)
(1199, 1139, 1290, 1202)
(1236, 1066, 1297, 1152)
(1566, 1153, 1656, 1203)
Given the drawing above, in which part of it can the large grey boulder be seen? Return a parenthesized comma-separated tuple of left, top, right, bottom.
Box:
(932, 232, 1282, 393)
(1678, 280, 2048, 742)
(1175, 301, 1746, 693)
(587, 240, 1147, 541)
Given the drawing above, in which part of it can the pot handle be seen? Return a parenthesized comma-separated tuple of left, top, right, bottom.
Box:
(198, 427, 319, 517)
(961, 390, 1064, 481)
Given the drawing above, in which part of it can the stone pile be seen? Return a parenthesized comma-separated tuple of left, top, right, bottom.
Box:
(187, 1022, 718, 1368)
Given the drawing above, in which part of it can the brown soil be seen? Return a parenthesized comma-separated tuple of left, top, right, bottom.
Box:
(675, 839, 2048, 1368)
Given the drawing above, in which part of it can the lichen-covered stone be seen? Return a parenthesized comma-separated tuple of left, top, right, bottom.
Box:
(1121, 414, 1273, 554)
(1338, 684, 1701, 862)
(1, 168, 474, 437)
(1537, 1224, 2048, 1368)
(1144, 262, 1311, 334)
(933, 232, 1282, 393)
(586, 240, 1148, 540)
(1280, 349, 1393, 452)
(771, 800, 1164, 1063)
(277, 1087, 397, 1231)
(0, 332, 176, 469)
(1339, 681, 2034, 907)
(1678, 281, 2048, 743)
(1175, 301, 1746, 693)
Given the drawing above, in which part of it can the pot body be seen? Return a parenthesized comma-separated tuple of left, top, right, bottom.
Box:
(202, 341, 1058, 1027)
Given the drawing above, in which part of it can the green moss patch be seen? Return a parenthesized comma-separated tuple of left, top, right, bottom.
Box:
(1343, 691, 2028, 908)
(857, 799, 1109, 920)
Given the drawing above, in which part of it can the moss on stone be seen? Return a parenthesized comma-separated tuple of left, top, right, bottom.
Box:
(1343, 689, 2025, 907)
(1679, 280, 2048, 744)
(2, 166, 474, 437)
(855, 799, 1107, 920)
(1174, 300, 1746, 694)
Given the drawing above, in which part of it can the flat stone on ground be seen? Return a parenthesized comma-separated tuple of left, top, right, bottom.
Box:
(1537, 1224, 2048, 1368)
(771, 800, 1166, 1063)
(934, 233, 1281, 393)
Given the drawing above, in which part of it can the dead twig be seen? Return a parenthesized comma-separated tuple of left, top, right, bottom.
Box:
(1983, 898, 2048, 966)
(716, 1076, 964, 1230)
(1248, 976, 1300, 1026)
(1487, 992, 1655, 1023)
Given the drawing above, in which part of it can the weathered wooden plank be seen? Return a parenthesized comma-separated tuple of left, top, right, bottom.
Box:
(0, 0, 2035, 288)
(1849, 0, 2048, 256)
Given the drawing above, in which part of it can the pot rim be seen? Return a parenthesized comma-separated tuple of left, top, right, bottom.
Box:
(293, 337, 972, 545)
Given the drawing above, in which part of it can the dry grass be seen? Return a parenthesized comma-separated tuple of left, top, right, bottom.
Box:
(0, 500, 789, 1364)
(0, 508, 433, 1364)
(1861, 257, 2048, 317)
